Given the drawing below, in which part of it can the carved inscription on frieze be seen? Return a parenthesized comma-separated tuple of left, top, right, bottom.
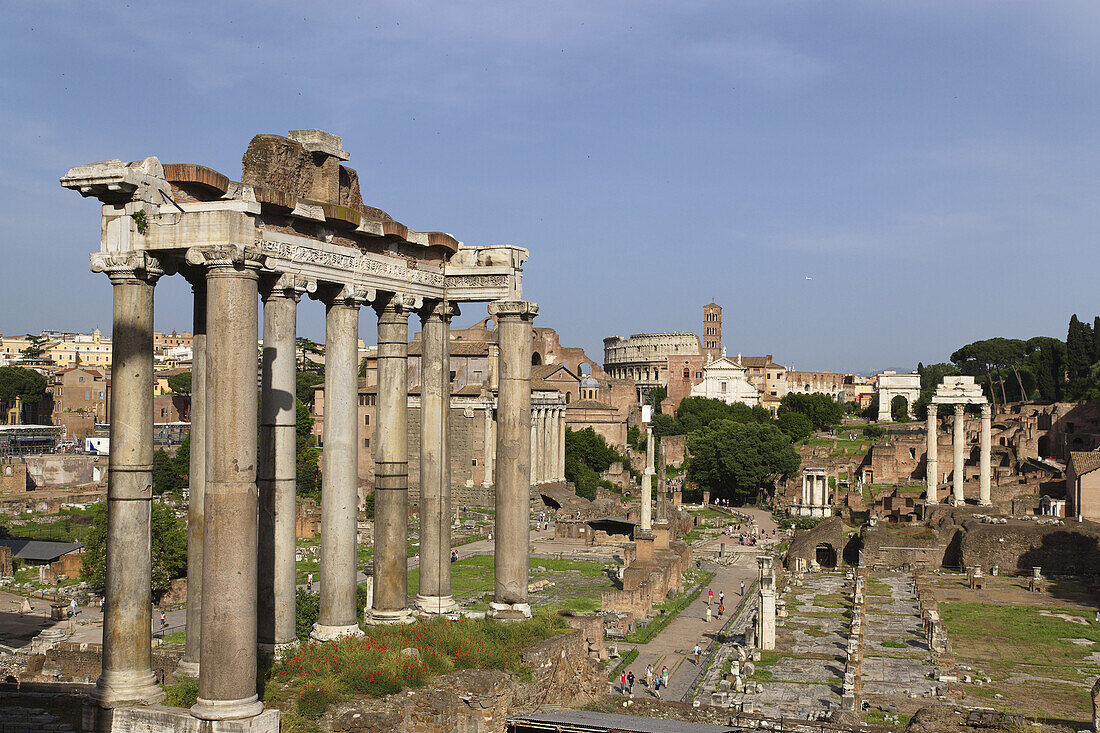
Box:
(258, 238, 444, 286)
(445, 274, 511, 289)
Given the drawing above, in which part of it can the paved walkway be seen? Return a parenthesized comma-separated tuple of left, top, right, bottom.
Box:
(618, 506, 778, 701)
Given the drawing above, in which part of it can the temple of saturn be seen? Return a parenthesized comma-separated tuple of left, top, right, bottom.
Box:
(60, 130, 541, 727)
(926, 375, 992, 507)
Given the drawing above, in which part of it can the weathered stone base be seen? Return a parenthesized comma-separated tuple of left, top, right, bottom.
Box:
(90, 670, 166, 709)
(416, 594, 457, 614)
(111, 705, 278, 732)
(191, 695, 265, 722)
(310, 622, 365, 640)
(487, 602, 531, 620)
(363, 608, 415, 626)
(174, 659, 200, 679)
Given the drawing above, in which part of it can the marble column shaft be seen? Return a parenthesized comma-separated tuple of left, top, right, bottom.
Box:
(640, 425, 653, 532)
(370, 295, 412, 623)
(94, 264, 164, 708)
(530, 411, 539, 484)
(926, 403, 938, 505)
(489, 301, 537, 614)
(979, 403, 992, 506)
(178, 281, 206, 679)
(483, 406, 494, 487)
(193, 262, 263, 720)
(313, 295, 364, 638)
(953, 403, 966, 506)
(258, 279, 301, 655)
(417, 301, 455, 614)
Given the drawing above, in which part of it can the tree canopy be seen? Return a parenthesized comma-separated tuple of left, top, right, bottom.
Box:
(166, 371, 191, 395)
(564, 427, 630, 500)
(776, 411, 814, 442)
(653, 397, 771, 437)
(296, 399, 321, 498)
(686, 420, 800, 505)
(296, 371, 325, 406)
(777, 393, 843, 431)
(0, 366, 46, 402)
(82, 501, 187, 597)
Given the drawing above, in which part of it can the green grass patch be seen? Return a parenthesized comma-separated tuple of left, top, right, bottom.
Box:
(162, 677, 199, 708)
(879, 639, 907, 649)
(160, 630, 186, 646)
(864, 577, 893, 597)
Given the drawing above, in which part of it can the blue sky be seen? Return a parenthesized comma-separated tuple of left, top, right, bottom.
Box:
(2, 1, 1098, 373)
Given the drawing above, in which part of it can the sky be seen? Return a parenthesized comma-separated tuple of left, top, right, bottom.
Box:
(1, 1, 1098, 374)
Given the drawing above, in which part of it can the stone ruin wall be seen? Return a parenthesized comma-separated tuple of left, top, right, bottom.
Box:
(327, 629, 603, 733)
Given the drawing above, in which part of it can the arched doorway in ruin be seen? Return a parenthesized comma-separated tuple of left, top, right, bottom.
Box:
(815, 543, 837, 568)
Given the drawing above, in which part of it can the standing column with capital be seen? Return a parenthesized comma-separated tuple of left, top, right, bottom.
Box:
(259, 275, 307, 658)
(313, 287, 366, 639)
(926, 403, 938, 505)
(90, 253, 165, 708)
(953, 403, 966, 506)
(640, 425, 655, 532)
(489, 301, 537, 619)
(177, 278, 206, 679)
(417, 300, 457, 614)
(530, 410, 539, 485)
(191, 251, 264, 721)
(979, 402, 992, 506)
(367, 293, 413, 625)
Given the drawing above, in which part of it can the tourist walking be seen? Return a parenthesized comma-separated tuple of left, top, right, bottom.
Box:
(718, 590, 724, 606)
(693, 643, 701, 664)
(705, 605, 712, 623)
(708, 588, 713, 605)
(718, 602, 724, 617)
(661, 666, 669, 691)
(627, 671, 635, 696)
(740, 580, 745, 596)
(645, 664, 653, 689)
(620, 671, 627, 695)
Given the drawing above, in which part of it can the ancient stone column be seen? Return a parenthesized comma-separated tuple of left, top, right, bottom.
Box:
(979, 402, 992, 507)
(417, 300, 456, 614)
(558, 408, 567, 481)
(191, 252, 263, 720)
(926, 403, 938, 505)
(640, 426, 654, 532)
(177, 279, 206, 679)
(482, 404, 494, 487)
(259, 276, 305, 658)
(90, 253, 165, 708)
(530, 409, 539, 485)
(367, 293, 413, 625)
(758, 555, 776, 650)
(488, 301, 537, 618)
(953, 403, 965, 506)
(656, 439, 667, 521)
(313, 288, 366, 639)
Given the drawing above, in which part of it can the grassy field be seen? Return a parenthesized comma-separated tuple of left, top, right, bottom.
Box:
(406, 555, 613, 613)
(940, 602, 1100, 723)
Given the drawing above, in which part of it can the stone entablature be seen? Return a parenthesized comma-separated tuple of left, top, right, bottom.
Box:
(791, 467, 832, 518)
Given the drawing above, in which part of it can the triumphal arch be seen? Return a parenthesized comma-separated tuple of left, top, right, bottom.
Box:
(61, 130, 538, 728)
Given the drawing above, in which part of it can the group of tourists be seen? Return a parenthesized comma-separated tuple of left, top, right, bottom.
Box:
(619, 664, 669, 697)
(703, 588, 726, 622)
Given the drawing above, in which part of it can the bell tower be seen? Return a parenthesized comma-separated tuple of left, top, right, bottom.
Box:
(702, 302, 722, 363)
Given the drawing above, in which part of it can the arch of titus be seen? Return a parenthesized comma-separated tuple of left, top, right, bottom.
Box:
(61, 131, 539, 726)
(927, 376, 992, 507)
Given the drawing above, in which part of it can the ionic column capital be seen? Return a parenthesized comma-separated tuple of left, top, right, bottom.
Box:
(260, 273, 316, 302)
(185, 244, 264, 270)
(91, 251, 164, 285)
(373, 291, 420, 317)
(418, 299, 460, 323)
(488, 300, 538, 321)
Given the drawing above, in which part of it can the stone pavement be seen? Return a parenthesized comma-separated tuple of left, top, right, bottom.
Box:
(861, 573, 934, 701)
(619, 506, 778, 702)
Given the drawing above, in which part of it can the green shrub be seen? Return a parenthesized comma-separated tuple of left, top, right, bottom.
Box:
(296, 685, 334, 719)
(163, 677, 199, 708)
